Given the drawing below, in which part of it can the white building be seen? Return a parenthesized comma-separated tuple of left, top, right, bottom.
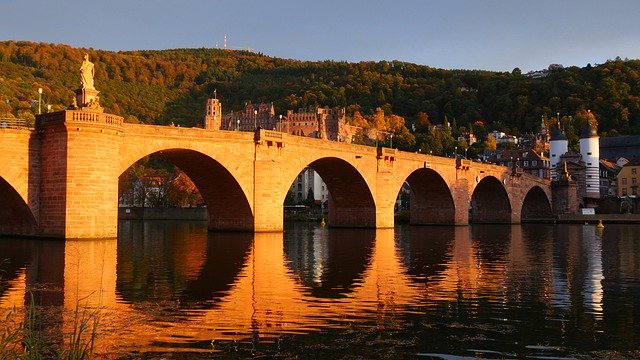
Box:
(290, 168, 329, 205)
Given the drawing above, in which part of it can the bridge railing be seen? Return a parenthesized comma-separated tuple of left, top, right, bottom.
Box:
(36, 110, 124, 129)
(254, 128, 285, 148)
(0, 118, 28, 129)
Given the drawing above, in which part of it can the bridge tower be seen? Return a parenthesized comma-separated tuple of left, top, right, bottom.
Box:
(549, 125, 568, 180)
(580, 120, 600, 201)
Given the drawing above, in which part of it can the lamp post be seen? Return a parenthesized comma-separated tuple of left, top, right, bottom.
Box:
(390, 134, 393, 148)
(4, 99, 8, 119)
(236, 119, 240, 131)
(279, 114, 282, 132)
(47, 104, 51, 113)
(375, 132, 378, 147)
(254, 110, 257, 130)
(38, 88, 43, 115)
(465, 147, 468, 159)
(454, 146, 458, 159)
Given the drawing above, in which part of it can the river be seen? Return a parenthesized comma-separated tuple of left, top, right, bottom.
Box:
(1, 221, 639, 358)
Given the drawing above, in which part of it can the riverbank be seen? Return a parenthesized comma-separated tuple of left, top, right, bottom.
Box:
(119, 207, 207, 220)
(118, 207, 640, 225)
(554, 214, 640, 224)
(119, 207, 327, 223)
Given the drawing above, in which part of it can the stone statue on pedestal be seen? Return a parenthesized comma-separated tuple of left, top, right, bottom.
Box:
(80, 53, 95, 90)
(74, 53, 103, 113)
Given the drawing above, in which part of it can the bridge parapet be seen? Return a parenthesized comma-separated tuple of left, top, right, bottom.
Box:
(376, 147, 396, 161)
(36, 110, 124, 131)
(254, 128, 284, 148)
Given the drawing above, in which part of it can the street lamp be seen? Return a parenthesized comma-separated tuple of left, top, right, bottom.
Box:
(4, 99, 9, 119)
(375, 132, 379, 147)
(236, 119, 240, 131)
(254, 110, 257, 130)
(454, 146, 458, 158)
(465, 147, 468, 159)
(390, 134, 393, 148)
(47, 104, 51, 113)
(38, 88, 43, 115)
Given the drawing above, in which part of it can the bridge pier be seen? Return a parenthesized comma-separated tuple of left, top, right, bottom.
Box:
(37, 111, 123, 238)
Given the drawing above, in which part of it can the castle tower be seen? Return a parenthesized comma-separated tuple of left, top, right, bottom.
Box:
(204, 96, 222, 130)
(580, 121, 600, 199)
(549, 126, 568, 180)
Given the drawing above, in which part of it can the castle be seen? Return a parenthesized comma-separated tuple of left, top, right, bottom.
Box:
(204, 96, 359, 143)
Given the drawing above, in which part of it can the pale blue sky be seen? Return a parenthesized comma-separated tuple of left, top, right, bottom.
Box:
(2, 0, 639, 72)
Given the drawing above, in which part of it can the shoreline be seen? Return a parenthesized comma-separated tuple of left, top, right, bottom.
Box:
(118, 207, 640, 225)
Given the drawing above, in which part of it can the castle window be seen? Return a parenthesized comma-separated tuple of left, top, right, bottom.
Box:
(532, 160, 537, 166)
(633, 168, 637, 175)
(622, 178, 627, 185)
(623, 188, 628, 196)
(587, 152, 592, 155)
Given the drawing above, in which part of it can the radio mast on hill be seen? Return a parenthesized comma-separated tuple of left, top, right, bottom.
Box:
(221, 34, 253, 52)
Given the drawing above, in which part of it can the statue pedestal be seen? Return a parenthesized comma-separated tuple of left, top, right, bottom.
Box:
(74, 88, 103, 113)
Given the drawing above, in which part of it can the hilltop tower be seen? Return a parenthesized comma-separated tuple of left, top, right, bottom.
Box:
(204, 93, 222, 130)
(549, 126, 568, 180)
(580, 121, 600, 199)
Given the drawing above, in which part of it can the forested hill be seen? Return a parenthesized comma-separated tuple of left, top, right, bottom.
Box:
(1, 40, 640, 140)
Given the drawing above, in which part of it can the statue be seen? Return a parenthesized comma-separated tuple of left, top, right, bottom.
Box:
(79, 53, 95, 90)
(68, 96, 78, 110)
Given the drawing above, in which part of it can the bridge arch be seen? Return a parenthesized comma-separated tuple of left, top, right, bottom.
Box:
(281, 157, 377, 228)
(119, 149, 254, 231)
(521, 185, 553, 220)
(404, 168, 456, 225)
(470, 176, 512, 223)
(0, 176, 38, 235)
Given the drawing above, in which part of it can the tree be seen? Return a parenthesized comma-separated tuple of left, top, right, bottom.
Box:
(304, 188, 316, 206)
(486, 134, 497, 151)
(415, 111, 431, 133)
(166, 171, 204, 207)
(284, 191, 295, 206)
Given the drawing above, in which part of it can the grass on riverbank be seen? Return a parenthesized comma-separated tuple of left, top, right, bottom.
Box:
(0, 293, 98, 360)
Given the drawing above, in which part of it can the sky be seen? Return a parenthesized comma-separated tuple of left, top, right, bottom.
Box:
(2, 0, 639, 73)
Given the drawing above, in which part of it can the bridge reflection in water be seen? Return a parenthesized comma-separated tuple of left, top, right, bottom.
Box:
(1, 222, 639, 356)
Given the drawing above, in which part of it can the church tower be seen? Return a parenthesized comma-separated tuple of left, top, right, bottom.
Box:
(204, 92, 222, 130)
(580, 120, 600, 199)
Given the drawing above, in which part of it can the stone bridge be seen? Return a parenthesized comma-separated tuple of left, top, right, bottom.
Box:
(0, 110, 553, 238)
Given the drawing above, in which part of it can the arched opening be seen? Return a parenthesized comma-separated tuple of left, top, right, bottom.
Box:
(521, 186, 553, 221)
(0, 177, 37, 235)
(470, 176, 511, 223)
(402, 168, 456, 225)
(118, 149, 253, 232)
(307, 157, 376, 228)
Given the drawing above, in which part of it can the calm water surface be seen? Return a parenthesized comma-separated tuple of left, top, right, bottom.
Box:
(1, 221, 639, 358)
